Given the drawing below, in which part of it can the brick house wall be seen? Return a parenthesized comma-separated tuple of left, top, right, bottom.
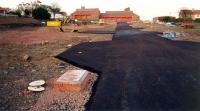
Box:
(0, 7, 5, 14)
(179, 9, 200, 20)
(71, 7, 140, 22)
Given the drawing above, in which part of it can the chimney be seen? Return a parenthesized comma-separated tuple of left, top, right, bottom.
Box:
(81, 6, 85, 9)
(191, 8, 195, 13)
(124, 7, 130, 11)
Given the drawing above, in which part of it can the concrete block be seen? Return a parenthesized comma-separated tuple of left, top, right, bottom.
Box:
(54, 70, 89, 91)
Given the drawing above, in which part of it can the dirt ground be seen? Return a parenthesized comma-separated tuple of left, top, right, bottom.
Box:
(0, 17, 40, 25)
(0, 23, 114, 111)
(0, 24, 114, 44)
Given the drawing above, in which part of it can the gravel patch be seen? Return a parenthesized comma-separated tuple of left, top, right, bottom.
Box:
(30, 72, 97, 111)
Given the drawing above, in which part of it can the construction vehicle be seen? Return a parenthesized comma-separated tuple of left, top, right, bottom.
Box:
(59, 16, 83, 32)
(45, 15, 82, 32)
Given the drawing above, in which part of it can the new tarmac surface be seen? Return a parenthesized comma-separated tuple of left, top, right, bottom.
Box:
(56, 23, 200, 111)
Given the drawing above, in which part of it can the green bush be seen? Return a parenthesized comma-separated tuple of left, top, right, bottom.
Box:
(32, 7, 51, 20)
(175, 18, 184, 22)
(183, 17, 193, 22)
(7, 9, 22, 17)
(15, 9, 22, 17)
(195, 18, 200, 23)
(162, 16, 176, 23)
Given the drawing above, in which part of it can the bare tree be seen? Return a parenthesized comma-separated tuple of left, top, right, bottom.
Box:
(5, 8, 11, 13)
(50, 2, 61, 19)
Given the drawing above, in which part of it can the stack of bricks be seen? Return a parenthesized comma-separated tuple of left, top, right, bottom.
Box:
(54, 70, 90, 91)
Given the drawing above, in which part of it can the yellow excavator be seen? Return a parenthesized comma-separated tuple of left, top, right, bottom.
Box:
(59, 16, 82, 32)
(47, 16, 82, 32)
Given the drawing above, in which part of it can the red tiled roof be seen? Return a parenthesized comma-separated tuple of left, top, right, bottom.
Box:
(76, 8, 99, 12)
(192, 10, 200, 14)
(0, 7, 5, 11)
(180, 9, 200, 15)
(72, 8, 100, 15)
(100, 11, 134, 17)
(180, 10, 192, 13)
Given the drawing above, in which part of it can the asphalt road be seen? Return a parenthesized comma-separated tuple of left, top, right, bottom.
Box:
(56, 23, 200, 111)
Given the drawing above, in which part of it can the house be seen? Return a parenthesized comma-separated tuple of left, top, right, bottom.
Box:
(0, 7, 5, 14)
(179, 9, 200, 20)
(71, 7, 140, 23)
(191, 10, 200, 19)
(100, 8, 140, 23)
(71, 6, 100, 20)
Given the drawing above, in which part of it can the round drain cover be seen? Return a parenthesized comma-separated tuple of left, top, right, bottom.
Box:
(28, 86, 45, 92)
(29, 80, 45, 87)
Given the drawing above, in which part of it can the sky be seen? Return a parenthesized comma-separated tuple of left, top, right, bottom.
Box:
(0, 0, 199, 20)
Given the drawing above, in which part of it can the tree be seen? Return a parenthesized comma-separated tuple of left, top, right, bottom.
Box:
(32, 7, 51, 20)
(5, 8, 11, 13)
(183, 17, 193, 22)
(15, 9, 22, 17)
(50, 2, 61, 19)
(195, 18, 200, 23)
(24, 9, 31, 16)
(175, 18, 184, 23)
(162, 16, 176, 23)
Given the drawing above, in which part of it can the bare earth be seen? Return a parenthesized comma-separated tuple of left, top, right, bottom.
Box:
(0, 24, 113, 111)
(0, 24, 114, 44)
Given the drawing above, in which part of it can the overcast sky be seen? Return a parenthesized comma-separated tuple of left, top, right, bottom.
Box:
(0, 0, 199, 20)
